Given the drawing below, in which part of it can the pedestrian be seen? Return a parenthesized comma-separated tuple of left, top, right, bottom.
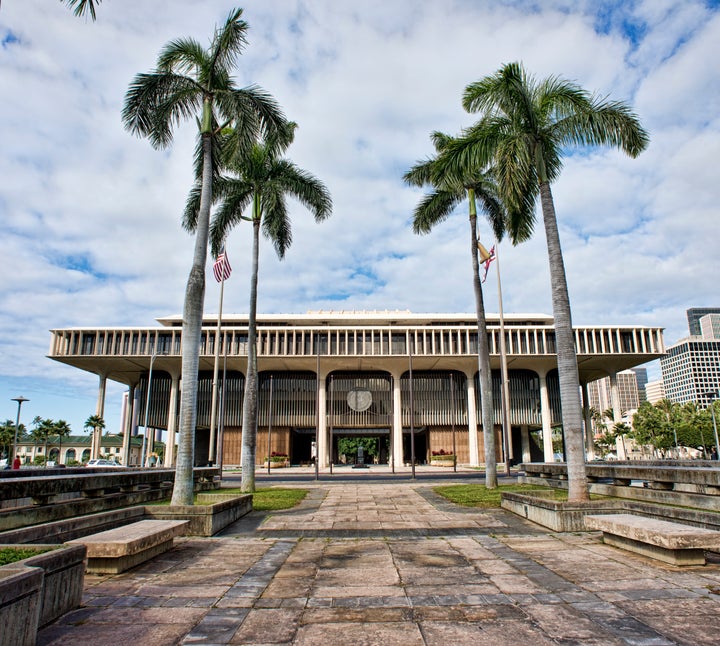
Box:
(12, 456, 21, 470)
(711, 447, 718, 461)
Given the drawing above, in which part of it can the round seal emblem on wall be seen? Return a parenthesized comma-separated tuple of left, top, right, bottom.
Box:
(347, 389, 372, 412)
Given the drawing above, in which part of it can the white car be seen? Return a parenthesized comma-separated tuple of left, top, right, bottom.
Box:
(86, 459, 122, 467)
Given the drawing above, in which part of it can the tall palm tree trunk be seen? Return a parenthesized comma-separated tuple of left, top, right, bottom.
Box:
(468, 190, 497, 488)
(171, 128, 213, 506)
(241, 206, 261, 492)
(539, 181, 588, 501)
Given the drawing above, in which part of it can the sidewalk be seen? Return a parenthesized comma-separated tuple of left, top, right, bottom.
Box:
(37, 475, 720, 645)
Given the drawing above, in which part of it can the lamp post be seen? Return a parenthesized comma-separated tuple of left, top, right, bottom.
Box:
(140, 351, 161, 467)
(11, 396, 29, 466)
(705, 391, 720, 459)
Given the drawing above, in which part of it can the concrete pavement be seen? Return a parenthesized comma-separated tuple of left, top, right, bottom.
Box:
(37, 468, 720, 645)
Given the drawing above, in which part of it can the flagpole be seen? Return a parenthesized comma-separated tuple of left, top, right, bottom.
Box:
(209, 249, 231, 466)
(209, 278, 224, 465)
(495, 242, 513, 476)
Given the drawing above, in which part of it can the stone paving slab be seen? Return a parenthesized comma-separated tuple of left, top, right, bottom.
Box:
(36, 479, 720, 645)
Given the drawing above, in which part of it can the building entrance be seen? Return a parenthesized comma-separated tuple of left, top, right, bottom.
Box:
(331, 430, 390, 465)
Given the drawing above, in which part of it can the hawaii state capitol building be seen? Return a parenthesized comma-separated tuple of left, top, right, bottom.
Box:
(48, 311, 664, 468)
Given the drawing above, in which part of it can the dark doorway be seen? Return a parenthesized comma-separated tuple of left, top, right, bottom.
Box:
(402, 427, 428, 464)
(290, 429, 315, 465)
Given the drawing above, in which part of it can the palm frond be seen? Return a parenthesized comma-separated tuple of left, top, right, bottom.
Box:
(209, 178, 253, 254)
(208, 8, 249, 79)
(157, 38, 208, 76)
(122, 72, 203, 148)
(261, 192, 292, 258)
(271, 160, 332, 221)
(64, 0, 100, 20)
(412, 190, 463, 234)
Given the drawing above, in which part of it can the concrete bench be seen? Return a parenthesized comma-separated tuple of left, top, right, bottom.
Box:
(68, 519, 188, 574)
(585, 513, 720, 566)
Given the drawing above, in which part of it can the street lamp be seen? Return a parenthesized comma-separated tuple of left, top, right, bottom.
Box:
(11, 396, 29, 467)
(705, 391, 720, 459)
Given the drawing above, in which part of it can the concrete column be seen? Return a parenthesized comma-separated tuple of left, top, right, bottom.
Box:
(122, 385, 135, 466)
(392, 372, 403, 469)
(609, 372, 622, 424)
(520, 424, 531, 463)
(465, 371, 479, 466)
(92, 374, 107, 460)
(165, 374, 180, 467)
(609, 372, 627, 459)
(581, 381, 594, 460)
(538, 371, 554, 462)
(317, 371, 328, 468)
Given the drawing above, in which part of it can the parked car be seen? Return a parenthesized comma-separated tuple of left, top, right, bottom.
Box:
(85, 459, 122, 467)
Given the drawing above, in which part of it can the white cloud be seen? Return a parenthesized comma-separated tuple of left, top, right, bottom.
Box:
(0, 0, 717, 430)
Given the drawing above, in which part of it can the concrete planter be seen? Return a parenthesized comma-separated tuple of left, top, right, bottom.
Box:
(430, 459, 456, 467)
(0, 543, 86, 644)
(0, 566, 42, 646)
(501, 491, 623, 532)
(263, 460, 289, 469)
(144, 494, 252, 536)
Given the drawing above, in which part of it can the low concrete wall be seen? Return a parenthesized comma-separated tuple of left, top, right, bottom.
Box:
(0, 566, 42, 646)
(144, 494, 252, 536)
(0, 468, 219, 532)
(501, 492, 624, 532)
(20, 544, 86, 627)
(0, 543, 86, 644)
(0, 507, 147, 545)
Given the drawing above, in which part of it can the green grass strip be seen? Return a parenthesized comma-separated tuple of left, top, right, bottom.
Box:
(0, 547, 53, 566)
(433, 483, 558, 508)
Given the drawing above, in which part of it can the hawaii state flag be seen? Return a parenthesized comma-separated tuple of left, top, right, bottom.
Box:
(213, 249, 232, 283)
(480, 244, 495, 283)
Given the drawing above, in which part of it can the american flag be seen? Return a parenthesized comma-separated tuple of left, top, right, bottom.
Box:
(213, 249, 232, 283)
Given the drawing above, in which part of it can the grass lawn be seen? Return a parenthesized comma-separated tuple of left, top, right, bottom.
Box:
(433, 483, 560, 508)
(0, 546, 53, 566)
(219, 487, 308, 511)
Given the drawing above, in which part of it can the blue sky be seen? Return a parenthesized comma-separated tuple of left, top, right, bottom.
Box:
(1, 0, 719, 433)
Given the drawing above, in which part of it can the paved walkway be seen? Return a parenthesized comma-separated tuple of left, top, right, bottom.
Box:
(37, 473, 720, 645)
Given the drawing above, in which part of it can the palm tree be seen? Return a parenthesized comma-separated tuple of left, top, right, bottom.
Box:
(189, 122, 332, 492)
(403, 132, 531, 487)
(84, 414, 105, 460)
(0, 420, 14, 462)
(53, 420, 72, 465)
(122, 8, 285, 505)
(439, 62, 649, 501)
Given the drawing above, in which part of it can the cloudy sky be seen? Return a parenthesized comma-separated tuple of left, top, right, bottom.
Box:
(1, 0, 719, 434)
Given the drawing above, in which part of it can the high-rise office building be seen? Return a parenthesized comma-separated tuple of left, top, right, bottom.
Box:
(700, 314, 720, 340)
(661, 338, 720, 406)
(645, 379, 665, 404)
(631, 367, 648, 403)
(686, 308, 720, 336)
(587, 370, 642, 418)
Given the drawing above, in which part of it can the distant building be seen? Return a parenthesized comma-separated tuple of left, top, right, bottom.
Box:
(645, 379, 666, 404)
(631, 367, 648, 404)
(587, 370, 642, 419)
(687, 308, 720, 336)
(661, 337, 720, 406)
(13, 434, 154, 466)
(700, 314, 720, 340)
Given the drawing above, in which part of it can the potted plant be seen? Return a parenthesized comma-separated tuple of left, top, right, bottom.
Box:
(430, 449, 456, 467)
(264, 452, 289, 468)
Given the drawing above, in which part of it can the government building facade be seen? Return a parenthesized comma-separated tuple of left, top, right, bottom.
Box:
(48, 311, 664, 468)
